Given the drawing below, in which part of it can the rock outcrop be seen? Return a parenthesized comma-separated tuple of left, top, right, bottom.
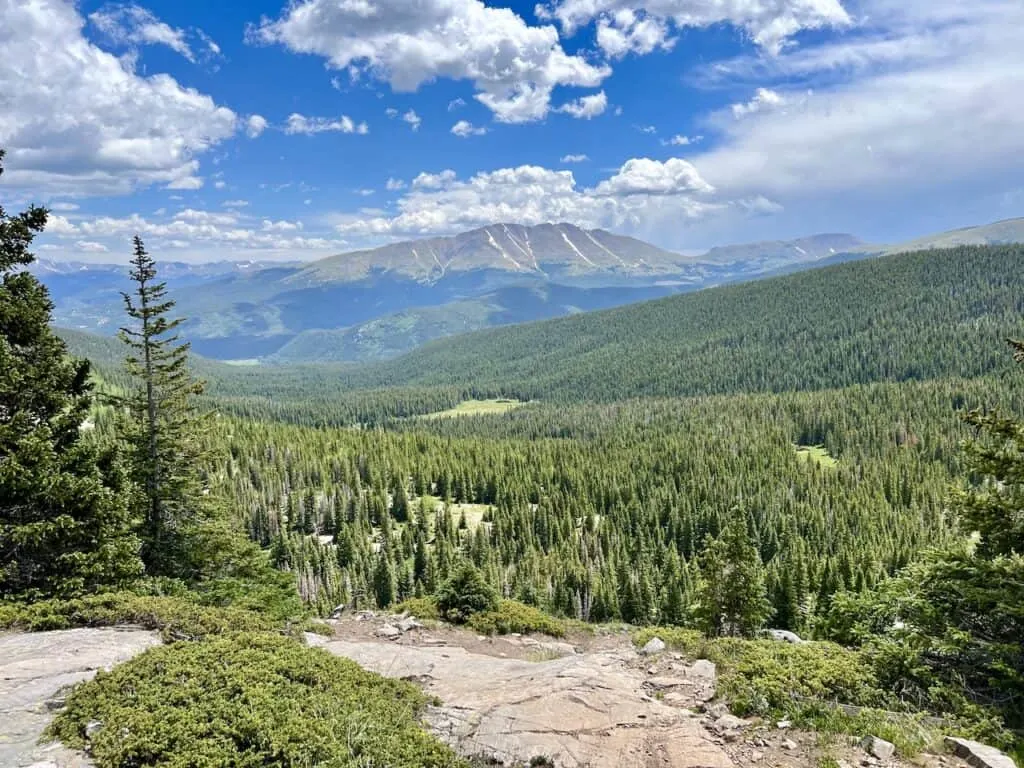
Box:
(945, 738, 1018, 768)
(0, 628, 161, 768)
(306, 633, 735, 768)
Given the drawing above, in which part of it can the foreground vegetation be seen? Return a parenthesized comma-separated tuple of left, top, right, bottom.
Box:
(49, 632, 465, 768)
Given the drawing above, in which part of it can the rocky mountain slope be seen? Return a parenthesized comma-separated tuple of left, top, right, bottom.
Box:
(36, 217, 1024, 364)
(37, 223, 865, 362)
(296, 222, 692, 284)
(882, 217, 1024, 254)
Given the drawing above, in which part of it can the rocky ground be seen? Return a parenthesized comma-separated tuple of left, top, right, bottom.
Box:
(0, 627, 161, 768)
(1, 616, 1016, 768)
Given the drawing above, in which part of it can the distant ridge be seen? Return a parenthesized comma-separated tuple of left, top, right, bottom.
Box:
(34, 216, 1024, 364)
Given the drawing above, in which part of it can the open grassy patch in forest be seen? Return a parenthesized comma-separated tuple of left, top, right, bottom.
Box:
(795, 444, 839, 468)
(416, 398, 525, 419)
(448, 503, 490, 531)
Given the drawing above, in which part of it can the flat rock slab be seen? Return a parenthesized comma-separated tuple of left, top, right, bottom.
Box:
(307, 633, 736, 768)
(945, 738, 1019, 768)
(0, 628, 161, 768)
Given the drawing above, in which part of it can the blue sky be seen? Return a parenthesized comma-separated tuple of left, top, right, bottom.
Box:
(1, 0, 1023, 262)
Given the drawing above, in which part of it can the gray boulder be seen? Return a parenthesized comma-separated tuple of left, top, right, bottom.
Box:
(763, 629, 805, 644)
(945, 737, 1018, 768)
(639, 637, 666, 655)
(397, 617, 423, 633)
(374, 625, 402, 639)
(860, 735, 896, 761)
(689, 659, 717, 681)
(712, 714, 749, 736)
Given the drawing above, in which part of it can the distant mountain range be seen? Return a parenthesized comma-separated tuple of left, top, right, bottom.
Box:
(34, 216, 1024, 363)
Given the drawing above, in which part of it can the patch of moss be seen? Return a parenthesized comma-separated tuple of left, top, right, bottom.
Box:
(48, 632, 466, 768)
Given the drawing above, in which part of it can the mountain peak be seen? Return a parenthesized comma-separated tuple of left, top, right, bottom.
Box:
(301, 222, 687, 284)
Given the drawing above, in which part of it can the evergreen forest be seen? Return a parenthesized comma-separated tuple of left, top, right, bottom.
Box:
(3, 152, 1023, 764)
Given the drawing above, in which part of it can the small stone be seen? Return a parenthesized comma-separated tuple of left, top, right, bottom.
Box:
(647, 676, 692, 690)
(944, 737, 1018, 768)
(689, 659, 717, 681)
(640, 637, 666, 656)
(776, 720, 792, 729)
(44, 696, 67, 711)
(85, 720, 103, 739)
(860, 735, 896, 761)
(397, 617, 422, 633)
(751, 752, 765, 762)
(705, 703, 730, 719)
(782, 739, 798, 751)
(329, 604, 346, 618)
(374, 625, 401, 639)
(712, 714, 749, 735)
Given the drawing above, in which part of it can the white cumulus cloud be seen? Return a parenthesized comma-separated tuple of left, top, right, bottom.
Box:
(330, 159, 720, 240)
(662, 134, 700, 146)
(557, 91, 609, 120)
(402, 109, 422, 131)
(284, 113, 369, 135)
(537, 0, 851, 55)
(560, 154, 589, 163)
(731, 88, 786, 117)
(0, 0, 237, 197)
(451, 120, 488, 137)
(246, 114, 269, 138)
(596, 9, 674, 59)
(88, 4, 199, 62)
(251, 0, 610, 123)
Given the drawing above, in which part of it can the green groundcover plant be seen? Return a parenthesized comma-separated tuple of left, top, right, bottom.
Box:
(48, 632, 466, 768)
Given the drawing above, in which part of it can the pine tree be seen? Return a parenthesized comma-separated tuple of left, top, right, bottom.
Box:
(956, 339, 1024, 558)
(372, 550, 395, 608)
(119, 237, 206, 574)
(694, 516, 773, 637)
(0, 150, 141, 598)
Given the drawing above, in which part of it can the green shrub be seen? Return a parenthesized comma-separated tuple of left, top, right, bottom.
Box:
(48, 633, 466, 768)
(0, 592, 280, 641)
(467, 600, 567, 638)
(395, 596, 441, 621)
(435, 563, 498, 624)
(630, 628, 1011, 755)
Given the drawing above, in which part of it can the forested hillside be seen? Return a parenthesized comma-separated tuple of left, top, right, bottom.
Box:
(329, 244, 1024, 403)
(25, 221, 1024, 756)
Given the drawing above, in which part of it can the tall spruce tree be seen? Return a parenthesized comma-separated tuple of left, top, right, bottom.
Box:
(694, 516, 772, 637)
(0, 150, 141, 598)
(119, 236, 205, 574)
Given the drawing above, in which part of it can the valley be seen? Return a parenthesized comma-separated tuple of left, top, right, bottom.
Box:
(5, 0, 1024, 763)
(7, 192, 1024, 767)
